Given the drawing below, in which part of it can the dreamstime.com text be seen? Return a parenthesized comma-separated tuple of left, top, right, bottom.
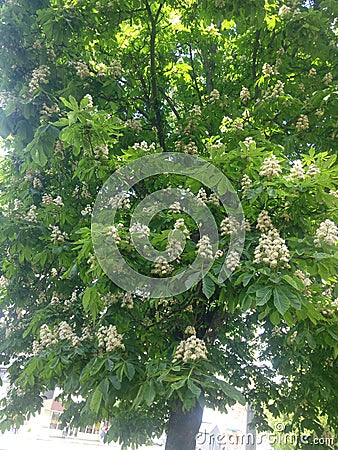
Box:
(196, 429, 335, 447)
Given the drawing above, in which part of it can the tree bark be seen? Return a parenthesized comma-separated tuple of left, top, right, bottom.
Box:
(165, 400, 203, 450)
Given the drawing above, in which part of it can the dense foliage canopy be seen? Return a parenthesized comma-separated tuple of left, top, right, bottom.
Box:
(0, 0, 337, 448)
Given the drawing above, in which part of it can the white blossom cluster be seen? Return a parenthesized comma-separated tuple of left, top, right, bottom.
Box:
(185, 326, 196, 335)
(33, 321, 80, 354)
(240, 87, 250, 102)
(289, 160, 305, 181)
(264, 80, 285, 99)
(296, 114, 309, 131)
(295, 270, 312, 296)
(121, 292, 134, 309)
(259, 155, 282, 177)
(174, 218, 190, 236)
(107, 224, 122, 244)
(74, 60, 91, 78)
(28, 66, 50, 94)
(93, 144, 109, 159)
(125, 119, 142, 131)
(132, 141, 156, 152)
(169, 201, 181, 214)
(256, 210, 274, 232)
(175, 140, 198, 155)
(83, 93, 93, 108)
(309, 67, 317, 77)
(220, 217, 246, 236)
(108, 192, 131, 209)
(152, 256, 173, 275)
(64, 291, 77, 307)
(40, 103, 60, 122)
(109, 59, 123, 78)
(50, 268, 58, 277)
(209, 89, 220, 103)
(129, 222, 150, 239)
(81, 204, 92, 216)
(173, 335, 208, 363)
(314, 219, 338, 246)
(254, 228, 291, 268)
(278, 5, 291, 16)
(166, 237, 184, 260)
(50, 225, 69, 244)
(241, 174, 252, 197)
(196, 188, 220, 206)
(225, 250, 241, 271)
(42, 194, 64, 207)
(329, 189, 338, 198)
(33, 177, 42, 189)
(262, 63, 275, 75)
(26, 205, 38, 222)
(0, 276, 9, 288)
(196, 235, 214, 260)
(322, 72, 333, 85)
(242, 136, 255, 150)
(98, 325, 125, 352)
(306, 163, 320, 176)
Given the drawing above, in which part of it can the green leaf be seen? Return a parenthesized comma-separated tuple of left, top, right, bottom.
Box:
(90, 385, 103, 414)
(187, 379, 202, 398)
(256, 287, 273, 306)
(202, 276, 215, 299)
(273, 287, 290, 315)
(270, 310, 281, 325)
(144, 381, 156, 406)
(219, 381, 245, 404)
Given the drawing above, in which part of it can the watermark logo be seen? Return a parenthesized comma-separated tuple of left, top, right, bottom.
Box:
(92, 152, 245, 298)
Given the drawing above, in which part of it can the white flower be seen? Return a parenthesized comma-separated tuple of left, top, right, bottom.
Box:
(125, 119, 142, 131)
(107, 225, 121, 244)
(33, 177, 42, 189)
(296, 114, 309, 131)
(0, 276, 9, 288)
(166, 237, 184, 260)
(209, 89, 220, 103)
(53, 196, 64, 207)
(83, 94, 93, 108)
(314, 219, 338, 246)
(108, 192, 131, 209)
(240, 87, 250, 102)
(241, 174, 252, 197)
(173, 335, 207, 363)
(242, 136, 255, 150)
(50, 225, 69, 244)
(196, 235, 214, 260)
(121, 292, 134, 309)
(254, 228, 290, 269)
(289, 160, 305, 181)
(97, 325, 125, 352)
(306, 164, 320, 176)
(329, 189, 338, 198)
(169, 201, 181, 214)
(51, 268, 58, 277)
(295, 269, 312, 287)
(322, 72, 333, 85)
(26, 205, 38, 222)
(278, 5, 291, 16)
(184, 326, 196, 335)
(225, 250, 241, 271)
(262, 63, 274, 75)
(174, 219, 190, 236)
(132, 141, 156, 152)
(259, 155, 282, 177)
(74, 60, 91, 78)
(196, 187, 208, 204)
(81, 204, 92, 216)
(28, 66, 50, 94)
(308, 67, 317, 77)
(152, 256, 173, 275)
(129, 222, 150, 239)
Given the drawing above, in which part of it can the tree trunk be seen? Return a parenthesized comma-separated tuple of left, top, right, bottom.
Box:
(165, 401, 203, 450)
